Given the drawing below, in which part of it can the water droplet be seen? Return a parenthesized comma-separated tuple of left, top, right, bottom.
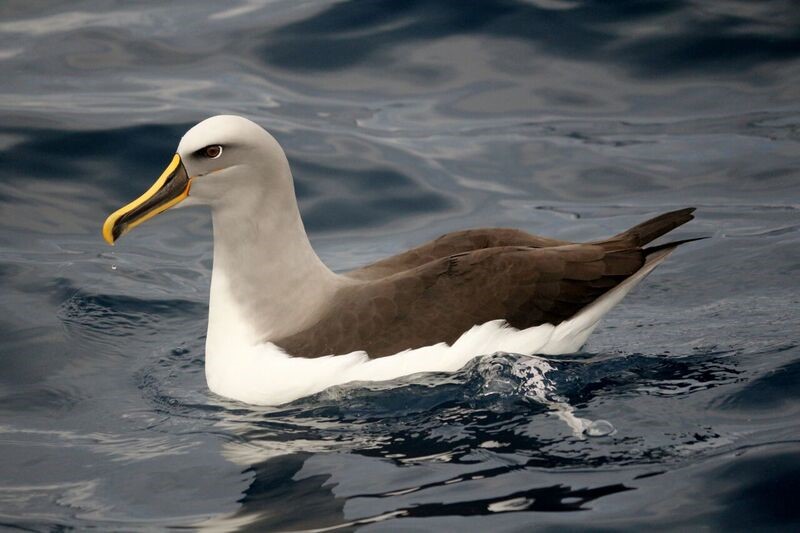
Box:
(111, 264, 117, 270)
(584, 419, 615, 437)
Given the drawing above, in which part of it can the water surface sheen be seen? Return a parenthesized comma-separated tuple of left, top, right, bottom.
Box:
(1, 1, 799, 530)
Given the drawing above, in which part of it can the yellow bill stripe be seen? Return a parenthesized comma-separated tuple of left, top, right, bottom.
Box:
(102, 154, 190, 245)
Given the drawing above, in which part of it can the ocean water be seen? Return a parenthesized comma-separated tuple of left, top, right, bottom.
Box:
(1, 0, 799, 530)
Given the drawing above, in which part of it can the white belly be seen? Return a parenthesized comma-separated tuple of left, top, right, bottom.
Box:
(204, 318, 594, 406)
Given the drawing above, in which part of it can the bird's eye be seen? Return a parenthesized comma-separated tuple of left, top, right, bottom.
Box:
(203, 145, 223, 159)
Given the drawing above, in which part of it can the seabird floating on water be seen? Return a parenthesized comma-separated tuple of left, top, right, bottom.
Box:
(102, 115, 699, 405)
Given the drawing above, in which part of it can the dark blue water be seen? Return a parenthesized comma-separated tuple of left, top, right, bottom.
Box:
(2, 1, 799, 530)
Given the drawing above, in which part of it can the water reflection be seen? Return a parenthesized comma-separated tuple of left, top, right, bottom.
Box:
(219, 450, 633, 531)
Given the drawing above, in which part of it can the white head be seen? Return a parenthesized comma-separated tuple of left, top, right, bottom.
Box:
(102, 115, 294, 244)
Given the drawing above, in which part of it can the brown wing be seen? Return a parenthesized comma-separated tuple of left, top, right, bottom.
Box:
(274, 208, 697, 358)
(345, 228, 570, 281)
(274, 243, 644, 358)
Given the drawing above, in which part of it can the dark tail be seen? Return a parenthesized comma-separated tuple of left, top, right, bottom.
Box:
(599, 208, 697, 250)
(644, 236, 707, 256)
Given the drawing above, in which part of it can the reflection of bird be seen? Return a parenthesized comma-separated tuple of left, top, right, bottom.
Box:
(103, 115, 700, 405)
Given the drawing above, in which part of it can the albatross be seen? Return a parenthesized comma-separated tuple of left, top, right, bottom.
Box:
(102, 115, 699, 405)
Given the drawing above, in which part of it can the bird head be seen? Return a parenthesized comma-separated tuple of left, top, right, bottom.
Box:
(102, 115, 289, 244)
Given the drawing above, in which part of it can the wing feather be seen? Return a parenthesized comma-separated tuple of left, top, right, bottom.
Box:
(276, 243, 644, 357)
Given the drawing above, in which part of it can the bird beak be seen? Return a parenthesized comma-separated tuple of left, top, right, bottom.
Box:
(102, 154, 192, 245)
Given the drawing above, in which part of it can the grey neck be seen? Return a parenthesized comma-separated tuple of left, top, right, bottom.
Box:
(206, 180, 345, 345)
